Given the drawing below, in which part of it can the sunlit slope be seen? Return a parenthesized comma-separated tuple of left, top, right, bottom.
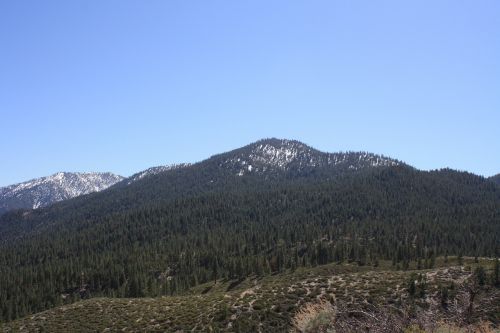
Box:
(2, 258, 499, 332)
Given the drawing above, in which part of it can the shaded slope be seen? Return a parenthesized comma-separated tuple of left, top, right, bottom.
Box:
(490, 174, 500, 186)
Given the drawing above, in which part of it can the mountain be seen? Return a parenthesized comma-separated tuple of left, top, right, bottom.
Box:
(125, 163, 191, 185)
(490, 173, 500, 185)
(0, 172, 124, 214)
(0, 139, 401, 227)
(215, 138, 400, 177)
(0, 138, 499, 325)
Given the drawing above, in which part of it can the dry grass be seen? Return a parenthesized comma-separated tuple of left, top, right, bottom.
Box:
(433, 321, 500, 333)
(1, 258, 498, 332)
(290, 299, 336, 333)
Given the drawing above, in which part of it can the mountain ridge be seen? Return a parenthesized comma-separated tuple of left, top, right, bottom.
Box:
(125, 163, 192, 185)
(0, 172, 124, 214)
(216, 138, 402, 177)
(0, 138, 403, 217)
(490, 173, 500, 185)
(0, 139, 492, 218)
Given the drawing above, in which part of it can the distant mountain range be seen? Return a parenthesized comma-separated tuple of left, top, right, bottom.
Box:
(0, 139, 402, 215)
(1, 138, 497, 217)
(1, 138, 497, 216)
(0, 172, 124, 214)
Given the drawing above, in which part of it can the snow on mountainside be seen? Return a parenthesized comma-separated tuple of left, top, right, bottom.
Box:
(126, 164, 191, 184)
(0, 139, 403, 214)
(0, 172, 124, 213)
(217, 138, 401, 177)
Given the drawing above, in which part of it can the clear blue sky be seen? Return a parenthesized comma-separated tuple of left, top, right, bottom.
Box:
(1, 1, 499, 186)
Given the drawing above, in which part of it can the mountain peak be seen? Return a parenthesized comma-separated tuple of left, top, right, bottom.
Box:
(216, 138, 401, 177)
(252, 137, 310, 148)
(0, 172, 124, 213)
(245, 138, 316, 170)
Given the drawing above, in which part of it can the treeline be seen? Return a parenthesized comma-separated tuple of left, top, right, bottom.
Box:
(0, 167, 499, 322)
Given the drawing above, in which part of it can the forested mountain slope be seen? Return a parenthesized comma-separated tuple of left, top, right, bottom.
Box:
(0, 139, 402, 239)
(0, 139, 499, 323)
(490, 174, 500, 186)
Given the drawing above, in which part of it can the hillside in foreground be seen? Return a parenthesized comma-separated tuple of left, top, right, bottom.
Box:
(1, 258, 499, 332)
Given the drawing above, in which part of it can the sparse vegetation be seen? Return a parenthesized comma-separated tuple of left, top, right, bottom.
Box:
(1, 258, 498, 332)
(290, 299, 336, 333)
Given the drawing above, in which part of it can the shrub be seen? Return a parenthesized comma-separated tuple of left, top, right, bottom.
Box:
(290, 299, 335, 333)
